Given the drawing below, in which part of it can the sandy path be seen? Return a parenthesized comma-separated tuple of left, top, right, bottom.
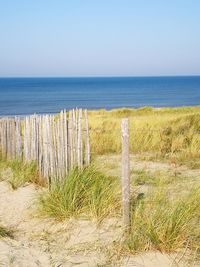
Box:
(0, 181, 121, 266)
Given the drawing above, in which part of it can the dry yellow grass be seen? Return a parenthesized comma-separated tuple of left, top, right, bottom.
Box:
(88, 106, 200, 167)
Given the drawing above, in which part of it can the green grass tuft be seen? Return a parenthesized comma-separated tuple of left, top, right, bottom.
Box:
(0, 157, 43, 189)
(123, 185, 200, 254)
(39, 165, 120, 221)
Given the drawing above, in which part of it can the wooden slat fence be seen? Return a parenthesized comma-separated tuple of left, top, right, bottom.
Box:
(0, 109, 90, 183)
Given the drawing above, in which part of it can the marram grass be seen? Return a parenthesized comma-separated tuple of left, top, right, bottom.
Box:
(123, 184, 200, 254)
(0, 157, 43, 189)
(39, 165, 120, 221)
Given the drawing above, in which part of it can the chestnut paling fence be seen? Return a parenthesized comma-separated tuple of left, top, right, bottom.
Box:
(0, 109, 90, 184)
(0, 112, 145, 228)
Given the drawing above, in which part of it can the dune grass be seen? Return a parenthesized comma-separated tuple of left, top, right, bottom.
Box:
(0, 157, 43, 189)
(88, 106, 200, 168)
(39, 165, 120, 221)
(123, 184, 200, 254)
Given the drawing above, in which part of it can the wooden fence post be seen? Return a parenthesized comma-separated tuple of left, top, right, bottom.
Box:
(121, 118, 130, 230)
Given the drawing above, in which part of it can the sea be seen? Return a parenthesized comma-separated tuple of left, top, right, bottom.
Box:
(0, 76, 200, 116)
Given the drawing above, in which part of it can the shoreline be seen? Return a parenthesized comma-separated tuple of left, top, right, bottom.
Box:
(0, 105, 200, 118)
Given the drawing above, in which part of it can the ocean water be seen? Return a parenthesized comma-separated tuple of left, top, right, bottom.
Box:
(0, 76, 200, 116)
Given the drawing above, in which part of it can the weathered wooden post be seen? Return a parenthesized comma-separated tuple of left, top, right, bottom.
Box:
(121, 118, 131, 230)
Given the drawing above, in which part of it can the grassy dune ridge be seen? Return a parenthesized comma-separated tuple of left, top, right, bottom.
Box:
(89, 106, 200, 167)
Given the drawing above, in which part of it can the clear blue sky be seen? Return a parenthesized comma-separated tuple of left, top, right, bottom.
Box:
(0, 0, 200, 77)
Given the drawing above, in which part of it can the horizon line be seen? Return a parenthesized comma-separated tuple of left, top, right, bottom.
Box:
(1, 74, 200, 79)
